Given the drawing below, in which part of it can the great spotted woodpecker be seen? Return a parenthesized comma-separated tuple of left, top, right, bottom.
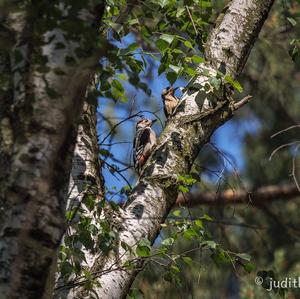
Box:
(133, 118, 157, 174)
(161, 86, 179, 119)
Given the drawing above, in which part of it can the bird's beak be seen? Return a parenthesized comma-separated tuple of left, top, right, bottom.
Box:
(168, 86, 178, 94)
(151, 119, 157, 124)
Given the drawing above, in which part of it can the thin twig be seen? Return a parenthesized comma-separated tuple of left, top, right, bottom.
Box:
(269, 141, 300, 161)
(271, 125, 300, 138)
(102, 160, 133, 189)
(101, 141, 132, 146)
(186, 5, 198, 35)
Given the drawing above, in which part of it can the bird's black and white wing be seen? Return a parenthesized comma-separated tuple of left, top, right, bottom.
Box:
(133, 128, 150, 165)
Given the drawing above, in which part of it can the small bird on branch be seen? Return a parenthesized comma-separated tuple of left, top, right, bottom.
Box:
(161, 86, 179, 119)
(133, 118, 157, 174)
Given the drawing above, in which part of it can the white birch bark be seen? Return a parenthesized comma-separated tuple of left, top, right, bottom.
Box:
(0, 2, 105, 298)
(54, 100, 105, 298)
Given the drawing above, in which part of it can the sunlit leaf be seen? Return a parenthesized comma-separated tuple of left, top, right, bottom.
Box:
(184, 40, 193, 49)
(182, 256, 193, 265)
(160, 34, 175, 44)
(161, 237, 175, 246)
(287, 17, 297, 27)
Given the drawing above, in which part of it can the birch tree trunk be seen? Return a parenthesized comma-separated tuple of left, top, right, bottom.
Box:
(67, 0, 275, 298)
(0, 2, 105, 298)
(54, 99, 106, 298)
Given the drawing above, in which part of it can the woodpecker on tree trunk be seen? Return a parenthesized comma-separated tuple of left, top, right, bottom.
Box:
(133, 118, 157, 174)
(161, 86, 179, 119)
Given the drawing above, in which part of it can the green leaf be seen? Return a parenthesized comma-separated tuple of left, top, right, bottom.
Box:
(121, 241, 131, 252)
(182, 256, 193, 265)
(157, 0, 169, 8)
(136, 239, 151, 257)
(121, 42, 139, 55)
(200, 0, 212, 8)
(201, 214, 213, 221)
(136, 245, 151, 257)
(123, 260, 135, 270)
(194, 219, 203, 228)
(202, 240, 217, 249)
(169, 64, 181, 74)
(118, 73, 127, 80)
(191, 55, 205, 64)
(166, 71, 177, 85)
(100, 80, 111, 91)
(65, 210, 74, 221)
(156, 39, 169, 52)
(172, 209, 181, 217)
(176, 7, 185, 18)
(161, 237, 175, 246)
(211, 250, 232, 266)
(178, 174, 197, 185)
(79, 231, 94, 250)
(184, 40, 193, 49)
(127, 57, 144, 73)
(170, 264, 180, 273)
(243, 262, 256, 273)
(60, 261, 73, 276)
(99, 149, 112, 157)
(112, 79, 124, 93)
(289, 44, 299, 62)
(235, 253, 251, 262)
(178, 185, 189, 193)
(158, 62, 167, 75)
(163, 266, 181, 284)
(128, 18, 139, 26)
(184, 67, 197, 77)
(224, 75, 243, 92)
(120, 185, 131, 195)
(120, 95, 128, 103)
(83, 269, 92, 280)
(84, 194, 96, 212)
(287, 17, 297, 27)
(137, 81, 151, 95)
(160, 34, 175, 44)
(84, 279, 93, 291)
(172, 48, 184, 54)
(183, 228, 198, 240)
(209, 77, 221, 90)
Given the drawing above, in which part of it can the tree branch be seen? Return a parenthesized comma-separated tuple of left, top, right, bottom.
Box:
(176, 183, 300, 207)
